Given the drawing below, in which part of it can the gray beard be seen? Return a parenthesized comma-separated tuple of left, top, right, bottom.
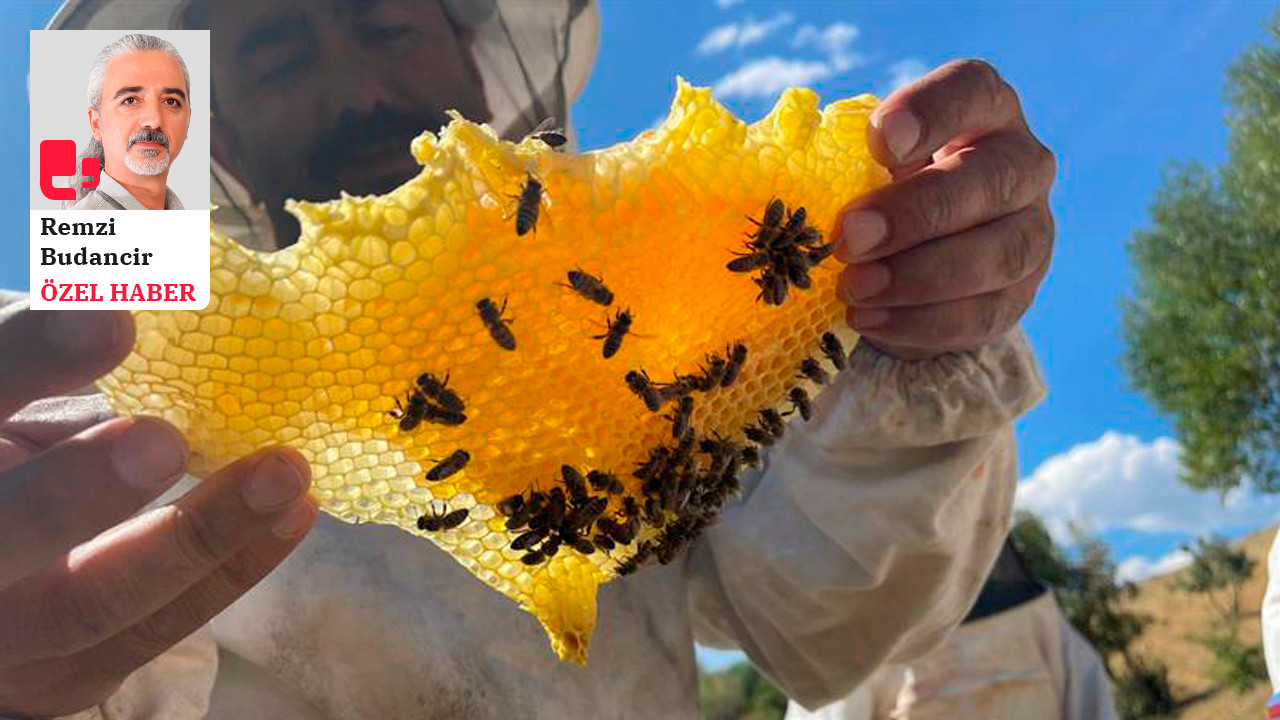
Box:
(125, 147, 169, 176)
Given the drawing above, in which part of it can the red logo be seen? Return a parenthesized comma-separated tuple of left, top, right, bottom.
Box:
(40, 140, 100, 201)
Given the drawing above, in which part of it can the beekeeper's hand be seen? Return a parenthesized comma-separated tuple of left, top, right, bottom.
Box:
(0, 308, 316, 718)
(834, 58, 1057, 360)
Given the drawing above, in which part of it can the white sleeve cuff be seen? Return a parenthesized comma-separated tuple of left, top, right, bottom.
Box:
(809, 327, 1046, 451)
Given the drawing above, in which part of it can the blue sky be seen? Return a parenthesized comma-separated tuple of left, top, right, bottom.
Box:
(2, 0, 1277, 671)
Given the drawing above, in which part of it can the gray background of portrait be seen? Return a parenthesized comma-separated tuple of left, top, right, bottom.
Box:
(29, 30, 210, 210)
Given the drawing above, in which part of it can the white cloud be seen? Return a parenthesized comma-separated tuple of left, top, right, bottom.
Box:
(712, 57, 834, 100)
(1117, 549, 1194, 583)
(698, 25, 741, 55)
(715, 0, 745, 8)
(696, 12, 795, 55)
(1015, 432, 1280, 546)
(887, 58, 929, 92)
(707, 19, 868, 100)
(791, 22, 861, 71)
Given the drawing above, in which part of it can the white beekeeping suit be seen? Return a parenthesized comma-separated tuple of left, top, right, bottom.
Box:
(784, 544, 1119, 720)
(16, 1, 1047, 718)
(1261, 530, 1280, 708)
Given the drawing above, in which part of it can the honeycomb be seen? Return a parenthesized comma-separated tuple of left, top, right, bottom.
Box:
(96, 79, 890, 663)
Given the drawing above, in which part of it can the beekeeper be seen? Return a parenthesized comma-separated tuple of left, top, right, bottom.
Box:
(0, 1, 1056, 718)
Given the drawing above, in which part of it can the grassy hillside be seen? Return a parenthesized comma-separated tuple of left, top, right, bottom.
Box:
(1124, 526, 1275, 720)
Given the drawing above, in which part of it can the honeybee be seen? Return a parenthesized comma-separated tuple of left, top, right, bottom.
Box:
(541, 535, 562, 559)
(625, 369, 665, 412)
(544, 487, 567, 527)
(784, 205, 808, 236)
(417, 504, 469, 532)
(389, 393, 427, 432)
(749, 197, 786, 232)
(701, 434, 733, 476)
(785, 253, 812, 289)
(754, 268, 788, 306)
(526, 117, 568, 149)
(805, 242, 836, 266)
(667, 396, 695, 440)
(618, 516, 640, 545)
(798, 357, 830, 385)
(634, 446, 670, 481)
(720, 451, 742, 488)
(561, 464, 589, 504)
(425, 449, 471, 481)
(617, 540, 655, 576)
(726, 251, 771, 273)
(512, 528, 548, 551)
(416, 372, 465, 413)
(656, 520, 702, 565)
(796, 226, 823, 247)
(721, 343, 748, 387)
(743, 424, 775, 447)
(593, 309, 634, 359)
(620, 495, 642, 520)
(476, 297, 517, 351)
(567, 496, 609, 532)
(515, 174, 544, 236)
(643, 496, 665, 524)
(496, 493, 525, 517)
(587, 469, 625, 495)
(740, 445, 762, 468)
(568, 536, 596, 555)
(505, 493, 538, 530)
(561, 268, 614, 306)
(788, 387, 813, 422)
(593, 533, 617, 552)
(423, 404, 467, 427)
(695, 355, 727, 391)
(521, 549, 545, 565)
(820, 332, 847, 371)
(596, 518, 628, 545)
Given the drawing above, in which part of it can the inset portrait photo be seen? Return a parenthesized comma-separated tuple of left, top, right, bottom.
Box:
(30, 30, 209, 211)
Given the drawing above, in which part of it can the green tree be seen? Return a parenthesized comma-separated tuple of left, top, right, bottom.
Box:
(1123, 12, 1280, 494)
(698, 662, 787, 720)
(1010, 510, 1074, 588)
(1173, 536, 1265, 692)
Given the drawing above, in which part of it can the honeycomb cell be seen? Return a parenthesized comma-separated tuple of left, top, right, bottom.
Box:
(97, 80, 889, 664)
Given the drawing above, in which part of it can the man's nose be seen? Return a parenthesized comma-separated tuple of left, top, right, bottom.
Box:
(320, 40, 399, 118)
(136, 98, 165, 131)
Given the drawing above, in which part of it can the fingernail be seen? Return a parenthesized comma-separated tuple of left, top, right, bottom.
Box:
(876, 109, 921, 162)
(45, 310, 119, 354)
(111, 418, 188, 489)
(840, 263, 892, 303)
(243, 453, 307, 514)
(850, 307, 890, 330)
(272, 500, 316, 539)
(837, 211, 888, 260)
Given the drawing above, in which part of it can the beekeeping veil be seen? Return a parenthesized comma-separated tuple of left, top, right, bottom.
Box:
(47, 0, 600, 251)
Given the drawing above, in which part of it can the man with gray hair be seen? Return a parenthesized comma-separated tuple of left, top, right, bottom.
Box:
(65, 33, 190, 210)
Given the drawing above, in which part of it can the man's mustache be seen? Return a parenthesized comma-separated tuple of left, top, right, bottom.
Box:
(128, 128, 170, 151)
(306, 104, 451, 188)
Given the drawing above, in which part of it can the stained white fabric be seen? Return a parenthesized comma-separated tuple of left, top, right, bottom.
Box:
(1262, 530, 1280, 690)
(783, 593, 1118, 720)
